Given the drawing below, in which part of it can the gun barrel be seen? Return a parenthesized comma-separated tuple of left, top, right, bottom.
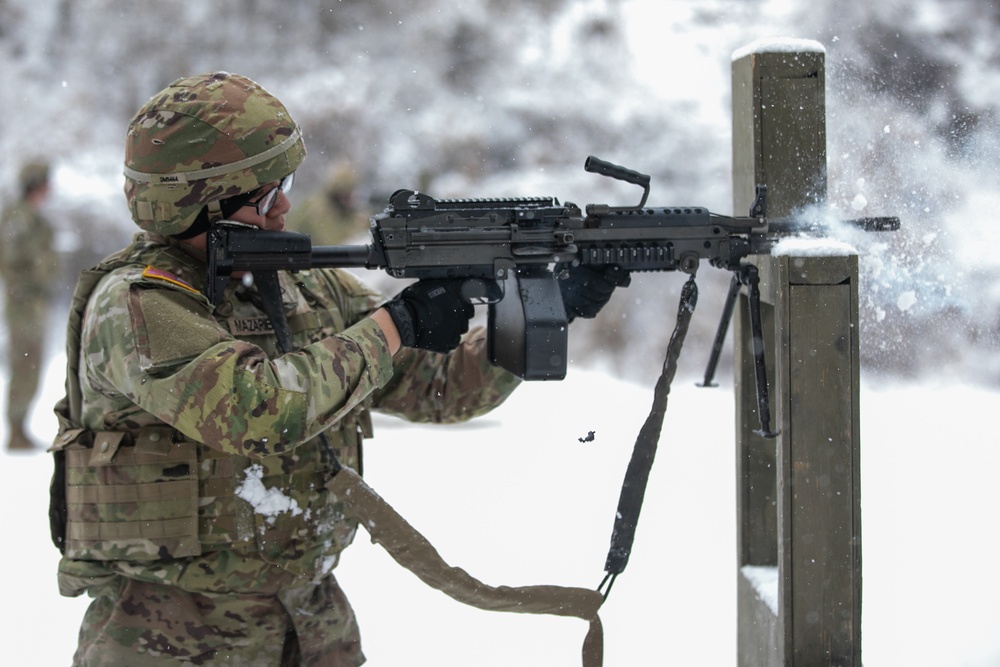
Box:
(764, 216, 901, 237)
(845, 216, 901, 232)
(310, 245, 375, 269)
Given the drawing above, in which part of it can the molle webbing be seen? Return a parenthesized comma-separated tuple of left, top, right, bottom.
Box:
(62, 427, 246, 561)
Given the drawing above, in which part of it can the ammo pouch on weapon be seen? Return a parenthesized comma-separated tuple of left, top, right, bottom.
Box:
(50, 426, 244, 561)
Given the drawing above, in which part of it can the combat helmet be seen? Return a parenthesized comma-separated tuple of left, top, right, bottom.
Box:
(124, 72, 306, 237)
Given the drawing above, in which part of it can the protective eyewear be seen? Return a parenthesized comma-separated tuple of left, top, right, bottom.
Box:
(246, 172, 295, 217)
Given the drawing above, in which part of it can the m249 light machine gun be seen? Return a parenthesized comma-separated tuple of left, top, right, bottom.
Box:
(206, 156, 899, 598)
(206, 156, 899, 436)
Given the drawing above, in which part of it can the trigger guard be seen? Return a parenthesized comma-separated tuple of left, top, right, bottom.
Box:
(460, 278, 503, 305)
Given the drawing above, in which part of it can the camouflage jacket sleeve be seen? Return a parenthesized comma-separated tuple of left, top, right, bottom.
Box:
(319, 270, 522, 424)
(79, 266, 395, 458)
(371, 326, 522, 424)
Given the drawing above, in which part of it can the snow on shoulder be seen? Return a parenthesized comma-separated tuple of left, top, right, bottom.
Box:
(731, 38, 826, 61)
(771, 237, 857, 257)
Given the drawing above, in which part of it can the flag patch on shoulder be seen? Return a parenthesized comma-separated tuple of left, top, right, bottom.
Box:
(142, 266, 200, 294)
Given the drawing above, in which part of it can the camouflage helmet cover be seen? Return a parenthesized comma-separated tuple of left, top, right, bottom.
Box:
(124, 72, 306, 236)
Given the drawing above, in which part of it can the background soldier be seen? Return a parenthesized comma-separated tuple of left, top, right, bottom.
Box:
(1, 160, 57, 451)
(49, 72, 623, 666)
(286, 160, 370, 245)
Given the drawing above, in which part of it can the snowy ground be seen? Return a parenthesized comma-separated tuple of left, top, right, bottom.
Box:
(2, 349, 999, 666)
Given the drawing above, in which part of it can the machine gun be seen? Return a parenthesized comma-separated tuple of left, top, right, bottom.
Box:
(206, 155, 898, 596)
(206, 156, 898, 436)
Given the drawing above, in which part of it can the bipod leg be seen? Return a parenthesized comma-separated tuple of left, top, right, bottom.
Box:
(740, 265, 779, 439)
(698, 272, 741, 387)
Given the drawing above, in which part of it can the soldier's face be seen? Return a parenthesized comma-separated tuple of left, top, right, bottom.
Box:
(177, 183, 292, 259)
(227, 180, 292, 232)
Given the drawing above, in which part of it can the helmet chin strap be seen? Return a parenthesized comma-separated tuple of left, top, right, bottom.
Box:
(172, 199, 225, 240)
(206, 199, 224, 223)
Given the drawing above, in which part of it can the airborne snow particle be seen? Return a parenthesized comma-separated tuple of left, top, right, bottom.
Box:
(896, 290, 917, 312)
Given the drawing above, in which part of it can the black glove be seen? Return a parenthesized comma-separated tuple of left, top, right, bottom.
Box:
(384, 279, 475, 353)
(558, 264, 631, 322)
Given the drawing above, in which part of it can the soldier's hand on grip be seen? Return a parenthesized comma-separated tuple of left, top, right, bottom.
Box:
(385, 279, 475, 353)
(559, 264, 631, 322)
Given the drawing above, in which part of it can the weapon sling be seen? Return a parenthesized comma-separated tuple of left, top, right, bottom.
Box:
(329, 468, 606, 666)
(601, 275, 699, 597)
(319, 276, 701, 666)
(255, 270, 605, 666)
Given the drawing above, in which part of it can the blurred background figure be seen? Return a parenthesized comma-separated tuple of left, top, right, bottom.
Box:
(287, 160, 370, 245)
(0, 160, 57, 452)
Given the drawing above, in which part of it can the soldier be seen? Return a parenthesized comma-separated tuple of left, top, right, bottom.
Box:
(48, 72, 625, 666)
(1, 159, 57, 452)
(287, 160, 370, 245)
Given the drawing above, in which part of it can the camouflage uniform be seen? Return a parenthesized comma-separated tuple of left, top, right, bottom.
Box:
(49, 73, 521, 666)
(1, 162, 57, 450)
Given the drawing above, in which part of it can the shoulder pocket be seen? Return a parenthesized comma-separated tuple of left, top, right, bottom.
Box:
(130, 287, 228, 371)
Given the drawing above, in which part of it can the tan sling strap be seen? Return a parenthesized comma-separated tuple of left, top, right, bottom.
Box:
(328, 467, 605, 667)
(320, 279, 704, 666)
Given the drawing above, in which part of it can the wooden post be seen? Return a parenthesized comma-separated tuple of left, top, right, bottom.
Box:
(731, 40, 862, 666)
